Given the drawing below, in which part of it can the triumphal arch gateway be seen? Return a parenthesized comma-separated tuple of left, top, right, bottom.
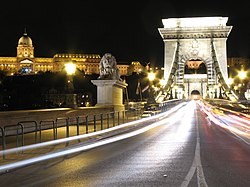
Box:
(158, 17, 237, 101)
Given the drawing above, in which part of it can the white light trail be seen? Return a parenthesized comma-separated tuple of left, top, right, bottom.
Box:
(221, 116, 250, 131)
(0, 103, 186, 156)
(198, 101, 250, 143)
(228, 114, 250, 126)
(105, 101, 197, 183)
(0, 103, 187, 172)
(0, 103, 186, 172)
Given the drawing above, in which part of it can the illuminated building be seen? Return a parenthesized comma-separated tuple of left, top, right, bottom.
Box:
(131, 61, 144, 73)
(0, 31, 130, 76)
(227, 57, 250, 68)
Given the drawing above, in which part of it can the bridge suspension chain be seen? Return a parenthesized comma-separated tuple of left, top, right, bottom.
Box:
(210, 39, 238, 101)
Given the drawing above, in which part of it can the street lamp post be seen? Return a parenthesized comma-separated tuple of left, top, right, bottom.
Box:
(159, 79, 166, 88)
(169, 85, 173, 100)
(159, 78, 166, 99)
(244, 89, 250, 114)
(148, 72, 155, 82)
(218, 83, 223, 99)
(173, 85, 178, 99)
(244, 89, 250, 101)
(238, 70, 247, 101)
(147, 72, 156, 104)
(65, 63, 77, 108)
(227, 78, 234, 86)
(226, 77, 234, 100)
(214, 85, 218, 99)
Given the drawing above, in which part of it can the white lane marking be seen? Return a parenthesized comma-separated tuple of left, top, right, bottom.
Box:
(180, 105, 208, 187)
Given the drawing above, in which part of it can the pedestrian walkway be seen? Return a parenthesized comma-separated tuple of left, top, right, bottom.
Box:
(0, 113, 141, 166)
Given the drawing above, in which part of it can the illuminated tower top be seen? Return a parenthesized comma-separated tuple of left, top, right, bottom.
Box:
(17, 30, 34, 58)
(159, 16, 232, 40)
(162, 17, 228, 28)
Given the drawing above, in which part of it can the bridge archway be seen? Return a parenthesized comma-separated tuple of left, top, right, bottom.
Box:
(158, 17, 237, 101)
(185, 60, 206, 74)
(190, 90, 201, 100)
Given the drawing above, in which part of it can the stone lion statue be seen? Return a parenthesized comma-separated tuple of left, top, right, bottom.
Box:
(98, 53, 121, 80)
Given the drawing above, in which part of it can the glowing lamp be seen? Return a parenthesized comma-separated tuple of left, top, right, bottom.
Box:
(238, 70, 247, 80)
(148, 72, 156, 81)
(65, 63, 76, 75)
(160, 79, 167, 87)
(227, 78, 234, 85)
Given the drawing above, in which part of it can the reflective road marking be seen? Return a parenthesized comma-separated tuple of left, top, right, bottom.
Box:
(180, 106, 208, 187)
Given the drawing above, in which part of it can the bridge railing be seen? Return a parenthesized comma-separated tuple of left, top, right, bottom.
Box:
(0, 100, 185, 159)
(0, 109, 141, 159)
(158, 99, 183, 112)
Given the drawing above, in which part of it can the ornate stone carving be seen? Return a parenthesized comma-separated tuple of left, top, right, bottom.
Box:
(98, 53, 121, 80)
(189, 39, 199, 59)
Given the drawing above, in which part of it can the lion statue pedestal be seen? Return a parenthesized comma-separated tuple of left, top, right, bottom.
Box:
(91, 79, 127, 111)
(91, 53, 127, 112)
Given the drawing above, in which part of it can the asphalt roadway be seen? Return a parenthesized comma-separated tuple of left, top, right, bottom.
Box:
(0, 101, 249, 187)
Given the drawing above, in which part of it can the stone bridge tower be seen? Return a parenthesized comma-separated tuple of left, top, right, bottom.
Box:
(158, 17, 237, 100)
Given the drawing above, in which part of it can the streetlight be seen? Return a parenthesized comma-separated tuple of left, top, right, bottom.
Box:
(226, 77, 235, 99)
(245, 89, 250, 114)
(158, 79, 167, 99)
(245, 89, 250, 101)
(238, 70, 247, 80)
(65, 63, 76, 92)
(227, 78, 234, 86)
(147, 72, 156, 104)
(173, 85, 178, 99)
(218, 83, 223, 99)
(65, 63, 76, 76)
(65, 63, 77, 108)
(148, 72, 155, 82)
(159, 79, 167, 88)
(238, 70, 247, 101)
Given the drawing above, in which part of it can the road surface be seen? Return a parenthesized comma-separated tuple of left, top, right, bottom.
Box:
(0, 101, 249, 187)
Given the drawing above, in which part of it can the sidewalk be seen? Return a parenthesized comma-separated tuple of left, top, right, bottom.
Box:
(0, 114, 141, 166)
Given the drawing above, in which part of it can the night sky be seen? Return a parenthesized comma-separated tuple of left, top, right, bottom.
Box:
(0, 0, 249, 67)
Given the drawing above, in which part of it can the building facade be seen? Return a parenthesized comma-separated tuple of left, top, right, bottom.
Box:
(227, 57, 250, 68)
(0, 31, 131, 76)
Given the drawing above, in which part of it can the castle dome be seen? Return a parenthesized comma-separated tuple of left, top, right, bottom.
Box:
(18, 32, 33, 46)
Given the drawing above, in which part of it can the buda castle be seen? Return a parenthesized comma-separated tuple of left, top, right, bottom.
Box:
(0, 31, 137, 76)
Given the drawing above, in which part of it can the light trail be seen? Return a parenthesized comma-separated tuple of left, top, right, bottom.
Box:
(220, 115, 250, 131)
(0, 103, 187, 172)
(0, 103, 185, 156)
(198, 101, 250, 143)
(105, 101, 197, 185)
(228, 114, 250, 126)
(219, 107, 250, 119)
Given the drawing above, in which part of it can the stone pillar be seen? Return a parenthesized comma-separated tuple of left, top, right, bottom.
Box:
(91, 80, 128, 111)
